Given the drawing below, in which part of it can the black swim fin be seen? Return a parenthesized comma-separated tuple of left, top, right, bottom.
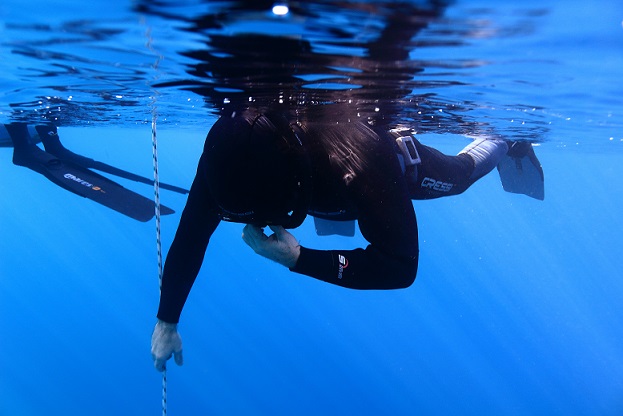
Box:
(6, 123, 174, 222)
(34, 125, 189, 195)
(496, 142, 545, 200)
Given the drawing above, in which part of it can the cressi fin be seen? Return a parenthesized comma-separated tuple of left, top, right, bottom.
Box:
(34, 125, 189, 195)
(496, 142, 545, 200)
(6, 123, 174, 222)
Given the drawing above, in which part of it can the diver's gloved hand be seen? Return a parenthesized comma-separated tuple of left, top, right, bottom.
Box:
(151, 319, 183, 372)
(242, 225, 301, 268)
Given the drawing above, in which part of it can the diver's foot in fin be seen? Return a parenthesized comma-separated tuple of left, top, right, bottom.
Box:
(497, 141, 544, 200)
(35, 124, 98, 166)
(507, 141, 534, 158)
(4, 123, 40, 166)
(35, 124, 68, 155)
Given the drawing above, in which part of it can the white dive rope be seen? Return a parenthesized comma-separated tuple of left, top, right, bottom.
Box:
(151, 113, 167, 416)
(145, 22, 167, 416)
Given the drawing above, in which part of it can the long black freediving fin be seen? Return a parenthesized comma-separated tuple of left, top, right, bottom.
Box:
(497, 142, 545, 200)
(33, 125, 189, 195)
(5, 123, 174, 222)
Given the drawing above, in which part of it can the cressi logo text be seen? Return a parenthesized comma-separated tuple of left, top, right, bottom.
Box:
(63, 173, 106, 193)
(421, 177, 454, 192)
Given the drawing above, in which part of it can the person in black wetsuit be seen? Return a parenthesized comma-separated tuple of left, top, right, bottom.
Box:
(150, 106, 535, 371)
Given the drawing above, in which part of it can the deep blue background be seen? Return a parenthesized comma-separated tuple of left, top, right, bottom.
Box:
(2, 128, 622, 415)
(1, 0, 623, 414)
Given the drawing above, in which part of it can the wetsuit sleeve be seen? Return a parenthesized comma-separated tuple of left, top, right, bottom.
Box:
(291, 146, 419, 289)
(157, 154, 221, 323)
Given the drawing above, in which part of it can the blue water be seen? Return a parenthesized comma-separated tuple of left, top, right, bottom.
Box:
(1, 1, 622, 415)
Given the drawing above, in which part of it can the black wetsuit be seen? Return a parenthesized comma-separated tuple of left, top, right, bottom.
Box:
(157, 121, 475, 324)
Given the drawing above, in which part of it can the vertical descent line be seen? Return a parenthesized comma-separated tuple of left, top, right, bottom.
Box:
(152, 116, 167, 416)
(144, 21, 168, 416)
(151, 110, 163, 291)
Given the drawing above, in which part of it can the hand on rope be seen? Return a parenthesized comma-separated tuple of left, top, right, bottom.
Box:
(242, 225, 301, 269)
(151, 319, 184, 372)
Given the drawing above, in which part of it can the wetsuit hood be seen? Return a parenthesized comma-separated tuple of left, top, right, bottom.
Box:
(204, 109, 312, 229)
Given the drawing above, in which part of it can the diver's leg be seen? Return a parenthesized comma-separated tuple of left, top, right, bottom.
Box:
(408, 141, 473, 199)
(409, 137, 507, 200)
(458, 137, 508, 180)
(5, 123, 39, 166)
